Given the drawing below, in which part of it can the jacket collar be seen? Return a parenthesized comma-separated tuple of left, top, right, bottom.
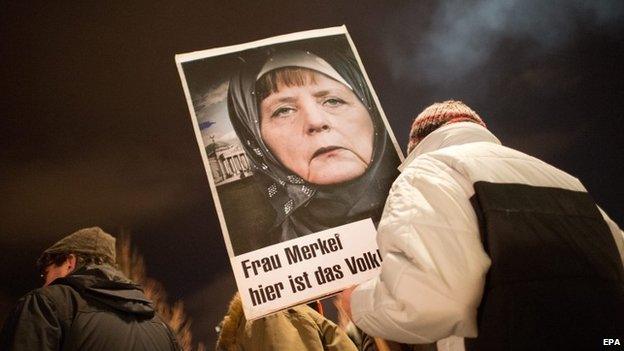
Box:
(399, 122, 501, 171)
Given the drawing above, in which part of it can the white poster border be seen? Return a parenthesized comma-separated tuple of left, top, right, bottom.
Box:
(175, 26, 403, 319)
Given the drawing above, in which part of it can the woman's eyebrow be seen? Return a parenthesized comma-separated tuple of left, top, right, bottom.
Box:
(312, 89, 342, 98)
(263, 95, 297, 105)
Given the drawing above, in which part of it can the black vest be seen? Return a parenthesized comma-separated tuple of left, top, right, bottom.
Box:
(465, 182, 624, 350)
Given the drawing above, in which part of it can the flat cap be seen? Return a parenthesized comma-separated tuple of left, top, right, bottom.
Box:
(43, 227, 116, 264)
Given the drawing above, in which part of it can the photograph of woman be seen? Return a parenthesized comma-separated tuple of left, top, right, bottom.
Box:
(179, 32, 402, 255)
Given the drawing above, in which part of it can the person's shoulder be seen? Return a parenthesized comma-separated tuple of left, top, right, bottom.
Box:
(26, 283, 81, 307)
(423, 141, 532, 173)
(288, 304, 320, 320)
(9, 285, 77, 318)
(285, 304, 336, 328)
(253, 305, 320, 329)
(395, 152, 453, 185)
(433, 140, 503, 159)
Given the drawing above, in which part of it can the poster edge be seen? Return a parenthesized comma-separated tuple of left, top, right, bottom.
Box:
(174, 25, 347, 63)
(342, 25, 406, 161)
(175, 59, 260, 311)
(173, 26, 403, 320)
(174, 60, 237, 260)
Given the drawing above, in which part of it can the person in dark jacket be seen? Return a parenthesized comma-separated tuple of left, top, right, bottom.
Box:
(0, 227, 181, 351)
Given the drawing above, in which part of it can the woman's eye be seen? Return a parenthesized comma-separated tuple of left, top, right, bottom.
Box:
(323, 98, 345, 107)
(271, 106, 296, 118)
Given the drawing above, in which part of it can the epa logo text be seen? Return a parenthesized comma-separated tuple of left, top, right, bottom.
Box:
(603, 339, 620, 346)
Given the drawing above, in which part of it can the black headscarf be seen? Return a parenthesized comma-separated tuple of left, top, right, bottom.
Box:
(227, 38, 400, 243)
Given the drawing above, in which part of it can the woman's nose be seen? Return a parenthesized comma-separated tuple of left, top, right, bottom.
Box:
(302, 102, 331, 134)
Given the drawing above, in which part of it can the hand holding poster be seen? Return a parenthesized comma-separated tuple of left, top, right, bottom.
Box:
(175, 26, 403, 319)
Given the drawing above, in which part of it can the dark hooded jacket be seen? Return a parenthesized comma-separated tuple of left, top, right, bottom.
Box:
(0, 264, 180, 351)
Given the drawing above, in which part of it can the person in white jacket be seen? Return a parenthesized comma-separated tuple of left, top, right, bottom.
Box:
(341, 100, 624, 351)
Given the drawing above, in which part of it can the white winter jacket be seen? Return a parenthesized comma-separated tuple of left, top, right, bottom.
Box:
(350, 122, 624, 349)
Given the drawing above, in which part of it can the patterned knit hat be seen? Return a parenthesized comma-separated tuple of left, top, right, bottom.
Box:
(407, 100, 486, 154)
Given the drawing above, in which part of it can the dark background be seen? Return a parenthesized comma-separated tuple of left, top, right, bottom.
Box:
(2, 0, 623, 348)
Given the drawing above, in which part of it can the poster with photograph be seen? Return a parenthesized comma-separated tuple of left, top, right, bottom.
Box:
(176, 26, 403, 319)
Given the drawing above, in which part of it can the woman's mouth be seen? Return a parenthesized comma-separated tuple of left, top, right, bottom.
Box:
(311, 146, 344, 160)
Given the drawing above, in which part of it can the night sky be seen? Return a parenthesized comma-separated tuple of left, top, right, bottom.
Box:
(2, 0, 623, 348)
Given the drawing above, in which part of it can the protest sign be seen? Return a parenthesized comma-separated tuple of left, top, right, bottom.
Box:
(176, 26, 403, 319)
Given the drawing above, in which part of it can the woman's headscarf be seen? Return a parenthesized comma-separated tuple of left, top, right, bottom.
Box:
(227, 39, 400, 244)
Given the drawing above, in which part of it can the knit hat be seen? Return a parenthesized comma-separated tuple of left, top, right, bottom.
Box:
(407, 100, 486, 154)
(41, 227, 116, 264)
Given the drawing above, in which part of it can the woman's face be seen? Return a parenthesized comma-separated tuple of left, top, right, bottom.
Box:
(259, 70, 374, 185)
